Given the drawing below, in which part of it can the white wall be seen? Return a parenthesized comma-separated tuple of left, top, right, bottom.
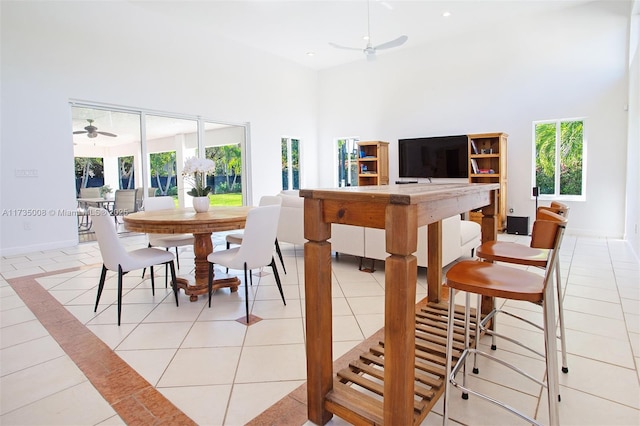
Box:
(625, 6, 639, 257)
(0, 1, 318, 255)
(316, 1, 630, 237)
(1, 1, 635, 255)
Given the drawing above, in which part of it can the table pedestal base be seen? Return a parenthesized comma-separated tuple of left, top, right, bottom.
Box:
(178, 232, 241, 301)
(176, 277, 240, 302)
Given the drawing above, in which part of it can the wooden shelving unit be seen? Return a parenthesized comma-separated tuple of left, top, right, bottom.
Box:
(357, 141, 389, 186)
(468, 132, 508, 230)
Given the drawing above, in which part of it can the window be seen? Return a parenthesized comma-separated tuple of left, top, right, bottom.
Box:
(74, 157, 104, 194)
(207, 143, 243, 205)
(336, 137, 359, 187)
(281, 137, 299, 190)
(119, 156, 134, 189)
(533, 119, 586, 200)
(149, 151, 177, 196)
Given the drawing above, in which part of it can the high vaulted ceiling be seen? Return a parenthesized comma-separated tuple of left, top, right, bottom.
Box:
(131, 0, 598, 70)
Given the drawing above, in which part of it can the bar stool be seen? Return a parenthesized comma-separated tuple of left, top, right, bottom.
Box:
(443, 212, 567, 426)
(476, 204, 570, 373)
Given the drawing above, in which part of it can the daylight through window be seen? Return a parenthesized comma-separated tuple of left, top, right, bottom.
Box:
(336, 138, 359, 187)
(281, 137, 299, 191)
(533, 118, 585, 200)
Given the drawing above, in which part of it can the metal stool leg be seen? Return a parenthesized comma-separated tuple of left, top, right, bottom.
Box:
(555, 259, 569, 373)
(443, 287, 457, 426)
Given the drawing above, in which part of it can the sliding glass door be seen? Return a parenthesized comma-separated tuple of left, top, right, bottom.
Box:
(73, 107, 141, 195)
(145, 114, 198, 207)
(71, 103, 249, 235)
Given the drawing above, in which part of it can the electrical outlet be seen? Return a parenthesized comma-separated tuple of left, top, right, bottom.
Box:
(15, 169, 38, 177)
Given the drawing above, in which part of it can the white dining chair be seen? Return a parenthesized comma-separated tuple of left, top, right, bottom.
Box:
(225, 195, 286, 275)
(141, 197, 194, 285)
(207, 204, 285, 324)
(90, 207, 179, 325)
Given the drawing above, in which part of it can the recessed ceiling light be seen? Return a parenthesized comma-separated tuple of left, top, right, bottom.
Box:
(363, 35, 370, 41)
(306, 52, 315, 57)
(442, 11, 451, 17)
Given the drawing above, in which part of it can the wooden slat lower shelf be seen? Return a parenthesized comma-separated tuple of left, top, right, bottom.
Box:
(324, 301, 479, 425)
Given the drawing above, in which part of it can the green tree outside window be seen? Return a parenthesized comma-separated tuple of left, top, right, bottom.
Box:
(149, 151, 176, 196)
(534, 119, 584, 198)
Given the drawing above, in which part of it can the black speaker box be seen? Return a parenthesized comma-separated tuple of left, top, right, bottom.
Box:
(506, 216, 529, 235)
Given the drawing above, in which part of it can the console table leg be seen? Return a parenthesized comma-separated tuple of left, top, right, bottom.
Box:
(304, 198, 333, 425)
(384, 204, 418, 424)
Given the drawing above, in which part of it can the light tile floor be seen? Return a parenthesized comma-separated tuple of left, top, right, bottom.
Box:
(1, 232, 639, 425)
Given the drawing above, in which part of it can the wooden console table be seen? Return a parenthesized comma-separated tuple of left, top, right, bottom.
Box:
(300, 183, 499, 425)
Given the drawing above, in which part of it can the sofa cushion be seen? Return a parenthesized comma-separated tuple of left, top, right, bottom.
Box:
(331, 224, 365, 257)
(274, 190, 481, 267)
(460, 220, 481, 246)
(363, 215, 463, 268)
(276, 191, 305, 245)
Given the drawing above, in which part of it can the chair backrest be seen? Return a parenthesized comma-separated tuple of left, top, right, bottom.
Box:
(114, 189, 136, 214)
(80, 187, 101, 198)
(236, 204, 282, 269)
(144, 196, 176, 212)
(537, 201, 570, 219)
(134, 187, 144, 210)
(530, 208, 568, 250)
(88, 207, 129, 270)
(550, 201, 570, 218)
(531, 212, 568, 294)
(258, 195, 283, 207)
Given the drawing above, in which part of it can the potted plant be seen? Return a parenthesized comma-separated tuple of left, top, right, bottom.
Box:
(182, 157, 215, 212)
(99, 185, 113, 199)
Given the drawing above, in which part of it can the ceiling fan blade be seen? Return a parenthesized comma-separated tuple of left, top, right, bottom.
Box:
(374, 35, 408, 51)
(97, 131, 117, 137)
(328, 42, 363, 51)
(73, 131, 87, 134)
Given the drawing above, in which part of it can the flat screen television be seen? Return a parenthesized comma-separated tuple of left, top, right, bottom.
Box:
(398, 135, 468, 179)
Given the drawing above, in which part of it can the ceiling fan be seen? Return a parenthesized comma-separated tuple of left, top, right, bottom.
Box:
(73, 119, 117, 138)
(329, 0, 408, 61)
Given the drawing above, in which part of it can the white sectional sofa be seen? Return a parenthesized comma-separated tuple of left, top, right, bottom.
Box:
(276, 190, 481, 268)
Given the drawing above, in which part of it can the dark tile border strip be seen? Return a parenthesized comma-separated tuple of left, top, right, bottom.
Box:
(6, 267, 196, 425)
(5, 265, 444, 425)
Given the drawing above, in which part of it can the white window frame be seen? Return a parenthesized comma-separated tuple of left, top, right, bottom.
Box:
(531, 117, 587, 202)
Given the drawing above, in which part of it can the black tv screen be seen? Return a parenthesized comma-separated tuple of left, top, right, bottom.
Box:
(398, 135, 468, 179)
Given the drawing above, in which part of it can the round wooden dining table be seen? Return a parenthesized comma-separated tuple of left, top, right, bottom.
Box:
(123, 206, 252, 301)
